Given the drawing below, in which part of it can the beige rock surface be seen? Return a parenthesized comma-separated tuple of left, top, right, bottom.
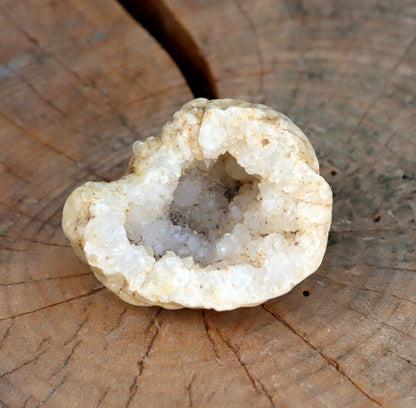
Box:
(62, 98, 332, 310)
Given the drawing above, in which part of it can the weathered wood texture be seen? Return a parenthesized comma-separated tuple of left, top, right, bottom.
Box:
(1, 0, 415, 407)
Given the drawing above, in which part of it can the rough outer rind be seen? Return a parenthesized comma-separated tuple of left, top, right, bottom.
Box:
(62, 98, 332, 311)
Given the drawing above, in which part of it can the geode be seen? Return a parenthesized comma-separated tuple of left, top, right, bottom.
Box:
(62, 98, 332, 310)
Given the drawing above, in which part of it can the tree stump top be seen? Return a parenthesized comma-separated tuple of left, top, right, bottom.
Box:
(1, 1, 415, 407)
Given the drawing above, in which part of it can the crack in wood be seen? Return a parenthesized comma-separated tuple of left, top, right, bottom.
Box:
(51, 341, 81, 378)
(0, 1, 142, 145)
(322, 260, 416, 274)
(125, 309, 163, 408)
(262, 304, 385, 407)
(214, 329, 258, 390)
(0, 246, 26, 253)
(0, 287, 105, 322)
(316, 273, 416, 306)
(139, 312, 162, 371)
(343, 304, 416, 341)
(0, 349, 47, 378)
(36, 336, 51, 352)
(257, 380, 276, 408)
(34, 375, 67, 408)
(20, 397, 30, 408)
(329, 227, 416, 235)
(0, 235, 71, 248)
(215, 326, 276, 407)
(0, 272, 91, 287)
(125, 374, 139, 408)
(144, 308, 162, 333)
(384, 119, 416, 151)
(86, 78, 137, 138)
(94, 389, 109, 408)
(33, 191, 77, 235)
(361, 263, 416, 274)
(104, 308, 127, 350)
(0, 5, 39, 46)
(0, 111, 108, 182)
(72, 86, 174, 132)
(201, 311, 222, 365)
(64, 317, 88, 346)
(18, 73, 64, 115)
(0, 162, 31, 185)
(187, 374, 196, 407)
(107, 308, 127, 336)
(0, 202, 57, 228)
(0, 319, 14, 347)
(386, 349, 416, 369)
(117, 0, 219, 99)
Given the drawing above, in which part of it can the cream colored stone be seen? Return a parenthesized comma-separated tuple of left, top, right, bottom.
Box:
(62, 98, 332, 310)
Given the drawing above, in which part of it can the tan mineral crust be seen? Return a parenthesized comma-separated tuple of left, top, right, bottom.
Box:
(62, 98, 332, 310)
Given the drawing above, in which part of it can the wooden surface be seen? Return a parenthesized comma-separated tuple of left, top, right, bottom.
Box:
(1, 0, 415, 407)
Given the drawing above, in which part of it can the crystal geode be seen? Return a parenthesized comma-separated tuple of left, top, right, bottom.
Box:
(62, 98, 332, 310)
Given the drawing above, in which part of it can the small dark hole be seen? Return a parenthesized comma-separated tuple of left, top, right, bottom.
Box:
(302, 290, 310, 297)
(372, 214, 381, 222)
(330, 169, 338, 176)
(402, 173, 408, 179)
(223, 181, 242, 202)
(261, 138, 270, 146)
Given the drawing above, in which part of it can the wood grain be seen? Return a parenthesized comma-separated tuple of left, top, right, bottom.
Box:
(161, 0, 416, 406)
(1, 0, 415, 407)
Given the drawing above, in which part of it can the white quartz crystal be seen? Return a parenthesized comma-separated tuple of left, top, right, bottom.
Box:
(62, 98, 332, 310)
